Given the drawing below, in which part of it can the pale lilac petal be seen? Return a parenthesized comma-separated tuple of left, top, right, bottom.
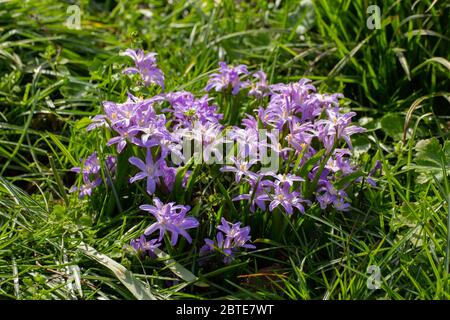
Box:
(129, 157, 146, 171)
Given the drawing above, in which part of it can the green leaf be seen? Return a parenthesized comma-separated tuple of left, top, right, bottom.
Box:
(173, 159, 193, 203)
(351, 135, 371, 158)
(390, 202, 420, 232)
(380, 113, 404, 140)
(405, 138, 450, 184)
(185, 163, 200, 203)
(216, 180, 238, 216)
(416, 138, 443, 167)
(296, 149, 325, 178)
(334, 170, 363, 190)
(153, 248, 208, 287)
(45, 132, 78, 167)
(77, 243, 159, 300)
(74, 117, 93, 130)
(393, 48, 411, 81)
(287, 0, 315, 36)
(412, 57, 450, 74)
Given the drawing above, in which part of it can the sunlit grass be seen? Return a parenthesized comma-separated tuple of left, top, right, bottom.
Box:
(0, 0, 449, 299)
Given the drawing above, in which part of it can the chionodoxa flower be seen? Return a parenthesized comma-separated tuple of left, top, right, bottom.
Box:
(71, 49, 377, 264)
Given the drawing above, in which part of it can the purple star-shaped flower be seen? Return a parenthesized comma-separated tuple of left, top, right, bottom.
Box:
(259, 182, 310, 215)
(316, 180, 351, 211)
(220, 156, 259, 183)
(140, 198, 199, 246)
(205, 62, 249, 95)
(70, 152, 116, 198)
(122, 49, 165, 89)
(248, 70, 269, 98)
(130, 235, 161, 258)
(200, 218, 255, 264)
(128, 148, 163, 195)
(316, 110, 366, 151)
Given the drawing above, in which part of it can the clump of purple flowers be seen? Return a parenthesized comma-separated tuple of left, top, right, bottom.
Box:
(248, 70, 269, 98)
(140, 198, 199, 246)
(213, 74, 368, 214)
(70, 152, 116, 198)
(84, 55, 224, 197)
(205, 62, 249, 95)
(121, 49, 165, 89)
(70, 49, 374, 266)
(200, 218, 255, 264)
(130, 235, 161, 258)
(129, 198, 199, 257)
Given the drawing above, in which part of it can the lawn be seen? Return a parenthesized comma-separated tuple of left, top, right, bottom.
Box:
(0, 0, 449, 300)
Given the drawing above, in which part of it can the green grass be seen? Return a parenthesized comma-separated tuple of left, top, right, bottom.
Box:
(0, 0, 449, 299)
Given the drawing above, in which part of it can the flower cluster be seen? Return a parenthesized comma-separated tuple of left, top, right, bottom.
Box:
(73, 51, 251, 262)
(130, 198, 199, 256)
(205, 62, 249, 95)
(70, 152, 116, 198)
(140, 198, 199, 245)
(121, 49, 165, 89)
(130, 236, 161, 258)
(214, 70, 366, 213)
(70, 51, 371, 265)
(86, 72, 223, 196)
(200, 218, 256, 263)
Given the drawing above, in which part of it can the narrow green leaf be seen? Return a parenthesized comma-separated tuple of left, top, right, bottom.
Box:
(153, 248, 208, 287)
(77, 243, 158, 300)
